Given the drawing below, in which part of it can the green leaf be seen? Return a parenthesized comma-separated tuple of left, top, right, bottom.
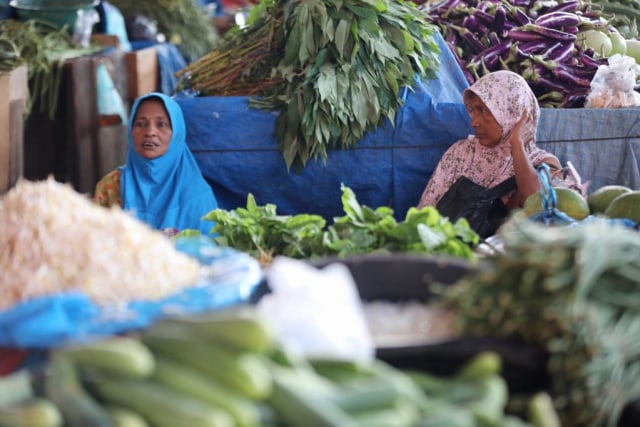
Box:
(334, 18, 350, 59)
(340, 184, 365, 224)
(417, 223, 448, 250)
(283, 24, 301, 65)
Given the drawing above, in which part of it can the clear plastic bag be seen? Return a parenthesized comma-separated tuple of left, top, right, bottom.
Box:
(585, 54, 640, 108)
(258, 257, 375, 362)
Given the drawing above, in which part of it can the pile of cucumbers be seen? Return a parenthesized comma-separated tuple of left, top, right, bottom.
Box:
(0, 307, 557, 427)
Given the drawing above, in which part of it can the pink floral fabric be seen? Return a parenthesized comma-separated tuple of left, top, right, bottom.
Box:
(418, 70, 558, 208)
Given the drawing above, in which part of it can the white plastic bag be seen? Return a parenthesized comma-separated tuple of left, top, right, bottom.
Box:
(257, 256, 375, 362)
(585, 54, 640, 108)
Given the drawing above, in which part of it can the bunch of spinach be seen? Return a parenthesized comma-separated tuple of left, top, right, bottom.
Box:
(203, 184, 479, 265)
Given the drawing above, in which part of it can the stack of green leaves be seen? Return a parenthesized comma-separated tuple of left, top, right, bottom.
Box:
(442, 218, 640, 427)
(202, 184, 478, 265)
(178, 0, 441, 169)
(108, 0, 220, 63)
(0, 19, 99, 118)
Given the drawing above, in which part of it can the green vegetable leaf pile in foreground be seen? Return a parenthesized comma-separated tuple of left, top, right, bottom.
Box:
(202, 184, 478, 265)
(178, 0, 441, 169)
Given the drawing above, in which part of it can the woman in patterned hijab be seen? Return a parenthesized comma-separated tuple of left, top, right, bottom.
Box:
(418, 70, 560, 209)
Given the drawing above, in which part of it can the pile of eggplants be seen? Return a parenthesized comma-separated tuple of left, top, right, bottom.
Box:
(424, 0, 610, 107)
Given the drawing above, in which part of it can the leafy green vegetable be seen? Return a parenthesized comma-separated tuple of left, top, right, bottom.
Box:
(0, 19, 99, 118)
(178, 0, 441, 169)
(108, 0, 220, 63)
(203, 184, 478, 264)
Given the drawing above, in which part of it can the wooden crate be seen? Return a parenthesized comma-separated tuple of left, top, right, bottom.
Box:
(126, 46, 159, 105)
(0, 65, 29, 195)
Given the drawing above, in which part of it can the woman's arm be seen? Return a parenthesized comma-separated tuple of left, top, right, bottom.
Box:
(506, 113, 561, 208)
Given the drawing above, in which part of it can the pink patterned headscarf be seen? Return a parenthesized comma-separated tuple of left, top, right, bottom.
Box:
(418, 70, 558, 207)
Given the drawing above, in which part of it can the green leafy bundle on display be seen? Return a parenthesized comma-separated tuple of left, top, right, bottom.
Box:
(108, 0, 220, 62)
(178, 0, 441, 169)
(442, 218, 640, 427)
(0, 20, 99, 118)
(202, 184, 478, 266)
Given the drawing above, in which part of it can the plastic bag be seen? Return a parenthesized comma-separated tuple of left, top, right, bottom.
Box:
(73, 7, 100, 48)
(258, 257, 375, 362)
(527, 164, 577, 226)
(585, 54, 640, 108)
(435, 175, 516, 239)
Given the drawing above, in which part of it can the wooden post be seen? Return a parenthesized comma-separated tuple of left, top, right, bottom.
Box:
(0, 65, 29, 194)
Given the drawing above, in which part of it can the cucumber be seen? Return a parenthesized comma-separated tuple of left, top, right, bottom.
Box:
(528, 392, 561, 427)
(350, 401, 419, 427)
(106, 406, 149, 427)
(0, 369, 34, 408)
(403, 370, 452, 396)
(44, 354, 114, 427)
(455, 352, 502, 381)
(308, 357, 374, 383)
(466, 376, 509, 424)
(92, 376, 234, 427)
(152, 355, 262, 427)
(58, 337, 155, 379)
(327, 377, 403, 413)
(0, 397, 63, 427)
(268, 366, 358, 427)
(156, 309, 275, 353)
(141, 334, 273, 400)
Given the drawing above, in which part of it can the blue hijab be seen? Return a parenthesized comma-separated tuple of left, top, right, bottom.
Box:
(120, 92, 218, 234)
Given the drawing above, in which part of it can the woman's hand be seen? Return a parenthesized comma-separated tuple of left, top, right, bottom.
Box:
(506, 110, 533, 151)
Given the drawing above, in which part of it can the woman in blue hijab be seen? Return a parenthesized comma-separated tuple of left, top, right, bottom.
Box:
(94, 92, 218, 235)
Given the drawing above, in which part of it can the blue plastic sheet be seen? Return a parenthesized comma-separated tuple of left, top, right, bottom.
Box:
(177, 31, 472, 222)
(0, 238, 263, 349)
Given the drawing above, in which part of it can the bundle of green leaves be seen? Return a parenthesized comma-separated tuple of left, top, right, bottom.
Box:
(178, 0, 441, 169)
(201, 184, 478, 265)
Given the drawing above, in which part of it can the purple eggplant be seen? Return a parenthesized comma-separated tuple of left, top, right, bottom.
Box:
(551, 65, 593, 87)
(531, 74, 573, 93)
(545, 0, 580, 14)
(534, 11, 581, 29)
(488, 32, 502, 46)
(473, 9, 496, 27)
(463, 15, 479, 32)
(518, 39, 553, 54)
(520, 23, 577, 41)
(467, 39, 513, 70)
(452, 25, 487, 53)
(501, 1, 532, 25)
(543, 41, 575, 63)
(554, 63, 598, 79)
(508, 28, 548, 42)
(493, 5, 507, 33)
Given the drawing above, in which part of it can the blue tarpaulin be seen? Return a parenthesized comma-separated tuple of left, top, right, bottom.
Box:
(177, 31, 473, 222)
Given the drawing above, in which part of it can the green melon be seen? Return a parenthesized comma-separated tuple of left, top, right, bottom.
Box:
(587, 185, 632, 214)
(603, 191, 640, 222)
(524, 187, 590, 220)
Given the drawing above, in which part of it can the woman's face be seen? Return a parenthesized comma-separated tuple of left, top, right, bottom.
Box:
(132, 98, 172, 159)
(464, 92, 503, 148)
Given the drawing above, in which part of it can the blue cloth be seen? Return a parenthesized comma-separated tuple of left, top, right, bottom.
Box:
(198, 0, 225, 17)
(97, 1, 132, 52)
(120, 93, 218, 234)
(155, 43, 188, 94)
